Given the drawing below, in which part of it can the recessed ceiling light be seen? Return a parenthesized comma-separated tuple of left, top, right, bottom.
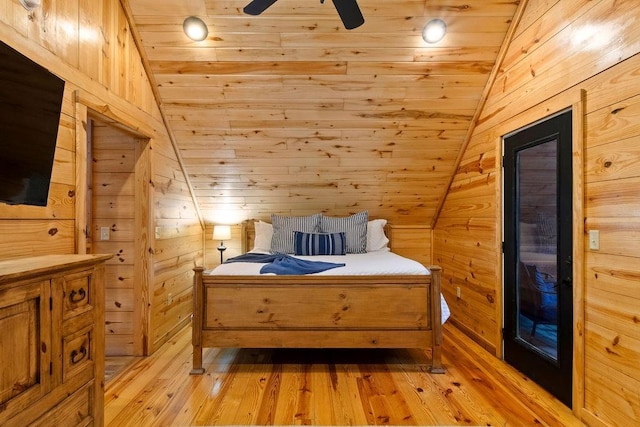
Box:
(422, 19, 447, 44)
(183, 16, 208, 42)
(20, 0, 41, 11)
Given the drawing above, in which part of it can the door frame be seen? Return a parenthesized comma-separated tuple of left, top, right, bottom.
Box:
(74, 91, 153, 356)
(494, 89, 585, 413)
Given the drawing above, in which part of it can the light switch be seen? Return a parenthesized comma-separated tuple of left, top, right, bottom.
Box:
(100, 226, 110, 241)
(589, 230, 600, 250)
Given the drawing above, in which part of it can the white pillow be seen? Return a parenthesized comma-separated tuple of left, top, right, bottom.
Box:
(252, 221, 273, 253)
(366, 219, 389, 252)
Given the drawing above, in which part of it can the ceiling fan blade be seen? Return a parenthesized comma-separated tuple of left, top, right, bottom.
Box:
(331, 0, 365, 29)
(243, 0, 279, 15)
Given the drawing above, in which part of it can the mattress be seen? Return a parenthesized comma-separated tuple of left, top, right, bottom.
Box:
(206, 251, 451, 323)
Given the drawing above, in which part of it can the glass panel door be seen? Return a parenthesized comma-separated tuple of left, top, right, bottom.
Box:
(516, 141, 558, 361)
(503, 109, 573, 407)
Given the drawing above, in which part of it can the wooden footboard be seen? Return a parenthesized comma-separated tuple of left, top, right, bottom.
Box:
(190, 266, 443, 374)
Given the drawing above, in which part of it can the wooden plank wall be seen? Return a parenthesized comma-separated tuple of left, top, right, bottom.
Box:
(128, 0, 520, 226)
(434, 0, 640, 425)
(91, 122, 137, 355)
(388, 225, 432, 267)
(0, 0, 202, 355)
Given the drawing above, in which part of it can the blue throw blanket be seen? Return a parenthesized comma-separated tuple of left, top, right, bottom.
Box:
(224, 253, 345, 275)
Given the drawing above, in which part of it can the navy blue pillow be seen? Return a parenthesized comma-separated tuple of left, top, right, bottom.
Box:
(294, 231, 346, 256)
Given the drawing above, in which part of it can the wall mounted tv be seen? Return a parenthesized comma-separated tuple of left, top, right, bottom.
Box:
(0, 40, 65, 207)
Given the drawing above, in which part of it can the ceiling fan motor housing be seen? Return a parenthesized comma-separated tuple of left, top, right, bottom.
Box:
(243, 0, 365, 29)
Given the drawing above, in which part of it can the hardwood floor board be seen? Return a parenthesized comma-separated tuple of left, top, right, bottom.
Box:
(443, 333, 548, 425)
(284, 362, 314, 425)
(429, 352, 505, 425)
(107, 333, 196, 426)
(153, 368, 212, 426)
(105, 356, 139, 384)
(104, 323, 584, 426)
(313, 360, 342, 425)
(357, 361, 415, 425)
(169, 348, 234, 426)
(104, 333, 192, 424)
(270, 362, 304, 424)
(444, 326, 580, 427)
(385, 351, 442, 426)
(326, 362, 365, 425)
(148, 348, 226, 426)
(242, 352, 279, 425)
(391, 348, 489, 425)
(192, 348, 258, 425)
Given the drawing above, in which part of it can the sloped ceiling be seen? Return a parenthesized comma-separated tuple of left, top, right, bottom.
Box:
(123, 0, 519, 226)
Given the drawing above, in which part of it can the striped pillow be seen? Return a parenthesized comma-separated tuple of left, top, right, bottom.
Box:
(270, 214, 321, 254)
(294, 231, 346, 256)
(319, 211, 368, 254)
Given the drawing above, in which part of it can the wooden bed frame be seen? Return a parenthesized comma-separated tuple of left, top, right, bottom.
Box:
(190, 222, 444, 374)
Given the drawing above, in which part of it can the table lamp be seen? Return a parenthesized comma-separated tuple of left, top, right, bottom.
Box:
(213, 225, 231, 264)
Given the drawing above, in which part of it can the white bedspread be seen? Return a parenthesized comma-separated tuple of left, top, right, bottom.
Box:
(207, 251, 451, 323)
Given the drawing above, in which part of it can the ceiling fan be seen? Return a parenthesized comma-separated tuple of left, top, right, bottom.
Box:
(243, 0, 365, 30)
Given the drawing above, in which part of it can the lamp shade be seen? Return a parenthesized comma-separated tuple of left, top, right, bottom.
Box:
(213, 225, 231, 241)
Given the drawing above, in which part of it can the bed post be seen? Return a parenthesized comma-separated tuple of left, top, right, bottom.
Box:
(429, 266, 444, 373)
(190, 266, 205, 374)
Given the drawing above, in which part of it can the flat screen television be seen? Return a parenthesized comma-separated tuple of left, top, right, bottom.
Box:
(0, 40, 65, 207)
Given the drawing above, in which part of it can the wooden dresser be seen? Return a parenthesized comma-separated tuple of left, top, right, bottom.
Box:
(0, 254, 111, 427)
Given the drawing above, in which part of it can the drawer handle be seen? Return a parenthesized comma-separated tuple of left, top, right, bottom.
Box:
(69, 288, 87, 303)
(71, 346, 88, 364)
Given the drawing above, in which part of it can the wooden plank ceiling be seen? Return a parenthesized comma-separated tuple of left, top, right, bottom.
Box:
(124, 0, 519, 225)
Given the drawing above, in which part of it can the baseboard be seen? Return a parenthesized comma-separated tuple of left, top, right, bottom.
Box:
(448, 316, 497, 356)
(150, 316, 192, 355)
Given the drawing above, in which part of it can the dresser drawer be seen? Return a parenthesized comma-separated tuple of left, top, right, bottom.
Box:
(61, 269, 95, 320)
(31, 380, 94, 427)
(63, 325, 94, 382)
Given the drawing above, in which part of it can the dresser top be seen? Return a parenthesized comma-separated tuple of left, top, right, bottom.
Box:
(0, 254, 113, 284)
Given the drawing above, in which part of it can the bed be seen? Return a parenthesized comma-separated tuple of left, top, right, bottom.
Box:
(190, 214, 448, 374)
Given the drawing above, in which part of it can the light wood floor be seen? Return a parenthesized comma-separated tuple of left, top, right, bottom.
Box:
(104, 323, 584, 426)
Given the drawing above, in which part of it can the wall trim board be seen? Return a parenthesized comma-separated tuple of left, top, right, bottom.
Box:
(571, 90, 586, 422)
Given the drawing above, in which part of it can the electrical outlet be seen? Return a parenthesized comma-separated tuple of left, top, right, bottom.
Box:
(155, 227, 161, 239)
(456, 286, 461, 298)
(100, 226, 110, 241)
(167, 293, 173, 305)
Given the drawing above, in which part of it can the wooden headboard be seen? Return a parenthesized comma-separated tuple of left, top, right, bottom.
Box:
(242, 220, 257, 253)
